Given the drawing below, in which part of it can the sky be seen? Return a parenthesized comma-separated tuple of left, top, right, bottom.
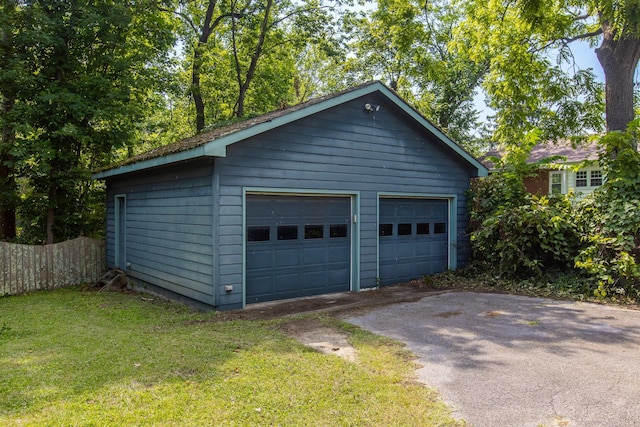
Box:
(567, 41, 605, 81)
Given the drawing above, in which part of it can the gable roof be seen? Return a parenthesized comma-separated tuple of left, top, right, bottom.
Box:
(94, 81, 487, 179)
(480, 140, 601, 170)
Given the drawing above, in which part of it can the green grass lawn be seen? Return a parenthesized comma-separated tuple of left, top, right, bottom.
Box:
(0, 288, 463, 426)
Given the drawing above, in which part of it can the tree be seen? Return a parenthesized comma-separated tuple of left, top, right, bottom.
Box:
(455, 0, 639, 145)
(336, 0, 488, 146)
(229, 0, 336, 118)
(172, 0, 337, 131)
(172, 0, 242, 132)
(518, 0, 640, 134)
(3, 0, 176, 243)
(0, 0, 21, 240)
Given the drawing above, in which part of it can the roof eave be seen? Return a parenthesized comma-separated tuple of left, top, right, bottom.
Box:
(93, 146, 207, 179)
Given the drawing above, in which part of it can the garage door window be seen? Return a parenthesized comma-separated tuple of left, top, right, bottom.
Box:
(277, 225, 298, 240)
(417, 223, 430, 234)
(398, 223, 412, 236)
(248, 226, 270, 242)
(379, 223, 393, 236)
(330, 224, 347, 238)
(434, 222, 447, 234)
(304, 224, 323, 239)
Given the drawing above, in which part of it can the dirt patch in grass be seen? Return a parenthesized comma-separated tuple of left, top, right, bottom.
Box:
(279, 318, 357, 362)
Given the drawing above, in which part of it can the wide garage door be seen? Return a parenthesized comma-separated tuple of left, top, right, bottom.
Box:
(246, 194, 351, 303)
(379, 198, 449, 285)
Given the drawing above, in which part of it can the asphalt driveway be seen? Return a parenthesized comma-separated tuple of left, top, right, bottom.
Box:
(344, 292, 640, 427)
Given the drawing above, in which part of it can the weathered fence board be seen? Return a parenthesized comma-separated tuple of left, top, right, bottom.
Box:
(0, 237, 105, 296)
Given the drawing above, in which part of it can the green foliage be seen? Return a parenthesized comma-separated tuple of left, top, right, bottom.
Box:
(1, 0, 177, 243)
(334, 0, 486, 147)
(454, 0, 606, 145)
(431, 269, 599, 302)
(468, 137, 582, 278)
(574, 120, 640, 299)
(469, 122, 640, 301)
(471, 190, 580, 277)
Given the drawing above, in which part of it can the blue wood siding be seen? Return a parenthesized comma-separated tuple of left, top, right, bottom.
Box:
(105, 161, 215, 304)
(102, 93, 479, 310)
(214, 94, 476, 308)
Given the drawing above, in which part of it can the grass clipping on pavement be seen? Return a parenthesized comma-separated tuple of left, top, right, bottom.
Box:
(0, 288, 463, 426)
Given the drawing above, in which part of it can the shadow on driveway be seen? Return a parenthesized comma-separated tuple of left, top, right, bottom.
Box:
(344, 292, 640, 427)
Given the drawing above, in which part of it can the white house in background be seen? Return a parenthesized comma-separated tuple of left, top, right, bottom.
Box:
(480, 141, 604, 198)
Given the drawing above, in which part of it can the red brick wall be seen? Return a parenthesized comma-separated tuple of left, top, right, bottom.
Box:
(523, 170, 549, 196)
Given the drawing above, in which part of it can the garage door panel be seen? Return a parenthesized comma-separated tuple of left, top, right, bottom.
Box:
(275, 249, 300, 267)
(328, 246, 350, 263)
(379, 244, 396, 258)
(415, 241, 432, 256)
(302, 247, 328, 264)
(246, 194, 351, 304)
(302, 271, 326, 287)
(275, 273, 299, 292)
(246, 275, 274, 299)
(395, 241, 414, 257)
(395, 262, 417, 278)
(379, 265, 395, 280)
(379, 198, 449, 285)
(246, 248, 273, 268)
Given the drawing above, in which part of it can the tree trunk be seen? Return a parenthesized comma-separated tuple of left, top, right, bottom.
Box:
(46, 208, 55, 244)
(595, 22, 640, 135)
(190, 0, 218, 133)
(0, 105, 17, 240)
(236, 84, 247, 118)
(46, 184, 56, 244)
(192, 44, 206, 133)
(234, 0, 273, 118)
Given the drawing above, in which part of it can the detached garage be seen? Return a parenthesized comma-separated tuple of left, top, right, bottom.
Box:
(94, 81, 487, 310)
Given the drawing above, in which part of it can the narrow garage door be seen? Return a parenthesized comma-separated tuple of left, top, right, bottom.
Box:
(246, 195, 351, 304)
(379, 198, 449, 285)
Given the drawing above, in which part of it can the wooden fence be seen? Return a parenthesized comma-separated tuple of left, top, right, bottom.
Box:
(0, 237, 105, 296)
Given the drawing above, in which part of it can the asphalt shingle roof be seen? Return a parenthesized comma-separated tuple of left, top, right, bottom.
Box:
(101, 82, 380, 172)
(480, 140, 601, 169)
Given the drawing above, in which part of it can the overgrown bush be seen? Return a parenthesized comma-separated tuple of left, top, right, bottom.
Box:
(468, 141, 582, 278)
(574, 121, 640, 299)
(469, 180, 581, 277)
(469, 121, 640, 301)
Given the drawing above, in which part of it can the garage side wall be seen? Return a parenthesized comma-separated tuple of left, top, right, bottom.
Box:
(214, 95, 478, 309)
(105, 161, 215, 305)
